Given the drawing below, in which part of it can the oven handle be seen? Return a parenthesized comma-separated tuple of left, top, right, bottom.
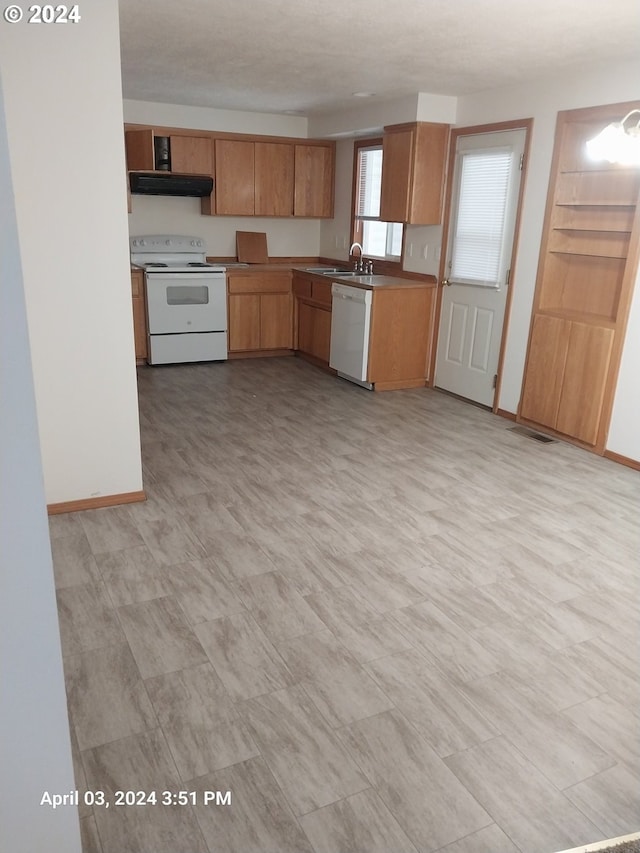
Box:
(145, 273, 226, 282)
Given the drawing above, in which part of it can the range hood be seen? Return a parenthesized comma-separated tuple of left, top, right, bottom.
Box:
(129, 172, 213, 198)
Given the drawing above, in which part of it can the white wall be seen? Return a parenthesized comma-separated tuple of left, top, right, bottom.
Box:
(0, 71, 81, 853)
(309, 92, 457, 139)
(455, 58, 640, 459)
(128, 194, 322, 258)
(125, 100, 322, 258)
(124, 98, 309, 137)
(319, 138, 355, 261)
(0, 1, 143, 505)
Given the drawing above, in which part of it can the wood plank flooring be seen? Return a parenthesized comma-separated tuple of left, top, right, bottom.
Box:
(50, 358, 640, 853)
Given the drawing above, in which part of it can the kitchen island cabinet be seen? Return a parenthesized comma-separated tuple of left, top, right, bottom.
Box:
(227, 271, 293, 355)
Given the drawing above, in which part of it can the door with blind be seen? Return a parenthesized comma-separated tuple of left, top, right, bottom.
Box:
(435, 129, 526, 406)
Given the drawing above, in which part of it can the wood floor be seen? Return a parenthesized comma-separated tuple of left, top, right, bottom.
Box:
(50, 357, 640, 853)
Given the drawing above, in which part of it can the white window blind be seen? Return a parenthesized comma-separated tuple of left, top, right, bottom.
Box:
(356, 147, 382, 218)
(451, 148, 513, 287)
(354, 145, 403, 259)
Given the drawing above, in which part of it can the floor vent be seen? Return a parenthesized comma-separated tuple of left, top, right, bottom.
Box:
(508, 426, 557, 443)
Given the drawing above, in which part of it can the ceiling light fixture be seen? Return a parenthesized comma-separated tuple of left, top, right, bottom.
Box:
(352, 92, 376, 98)
(586, 109, 640, 166)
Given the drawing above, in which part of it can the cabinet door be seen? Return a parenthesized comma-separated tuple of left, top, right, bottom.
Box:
(125, 129, 155, 171)
(380, 129, 413, 223)
(215, 140, 254, 215)
(170, 136, 213, 175)
(519, 314, 570, 428)
(255, 143, 294, 216)
(556, 322, 614, 446)
(297, 302, 314, 355)
(228, 293, 260, 351)
(132, 297, 148, 360)
(298, 302, 331, 363)
(408, 123, 449, 224)
(130, 270, 147, 361)
(261, 293, 292, 349)
(368, 287, 432, 383)
(294, 145, 334, 217)
(380, 123, 449, 224)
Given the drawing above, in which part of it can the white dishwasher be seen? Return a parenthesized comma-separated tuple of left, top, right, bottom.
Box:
(329, 282, 373, 389)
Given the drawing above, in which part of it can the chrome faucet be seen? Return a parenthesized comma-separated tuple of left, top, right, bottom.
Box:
(349, 242, 365, 272)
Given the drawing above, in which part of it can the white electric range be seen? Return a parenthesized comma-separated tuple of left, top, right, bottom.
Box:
(130, 235, 228, 365)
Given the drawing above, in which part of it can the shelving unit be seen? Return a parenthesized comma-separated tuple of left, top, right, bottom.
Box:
(519, 101, 640, 451)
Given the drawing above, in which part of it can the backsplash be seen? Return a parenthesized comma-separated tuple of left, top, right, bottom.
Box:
(128, 194, 322, 258)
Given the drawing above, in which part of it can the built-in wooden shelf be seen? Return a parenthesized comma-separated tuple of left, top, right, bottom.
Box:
(519, 99, 640, 453)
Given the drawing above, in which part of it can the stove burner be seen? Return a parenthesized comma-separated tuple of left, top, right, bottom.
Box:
(188, 262, 210, 267)
(145, 262, 168, 268)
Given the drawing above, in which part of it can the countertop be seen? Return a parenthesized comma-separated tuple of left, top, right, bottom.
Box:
(132, 260, 437, 290)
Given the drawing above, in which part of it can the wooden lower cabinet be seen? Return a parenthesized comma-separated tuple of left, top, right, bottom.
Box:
(228, 293, 261, 351)
(131, 268, 147, 363)
(297, 301, 332, 364)
(227, 272, 293, 354)
(521, 314, 614, 446)
(293, 273, 333, 367)
(520, 315, 570, 429)
(368, 286, 434, 388)
(293, 271, 435, 385)
(260, 293, 293, 349)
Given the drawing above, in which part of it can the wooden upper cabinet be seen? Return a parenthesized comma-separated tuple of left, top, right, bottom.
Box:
(294, 144, 334, 218)
(124, 124, 335, 219)
(125, 129, 212, 175)
(125, 129, 155, 171)
(255, 143, 294, 216)
(215, 139, 255, 215)
(380, 128, 414, 223)
(380, 122, 449, 225)
(170, 136, 213, 175)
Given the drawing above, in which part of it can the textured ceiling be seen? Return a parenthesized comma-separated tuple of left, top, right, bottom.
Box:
(118, 0, 640, 115)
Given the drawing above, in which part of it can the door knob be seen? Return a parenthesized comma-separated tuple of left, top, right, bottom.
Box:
(442, 278, 452, 286)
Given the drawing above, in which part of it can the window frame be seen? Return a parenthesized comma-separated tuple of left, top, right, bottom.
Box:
(351, 137, 404, 268)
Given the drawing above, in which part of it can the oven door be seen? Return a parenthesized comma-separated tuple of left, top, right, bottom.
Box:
(145, 272, 227, 334)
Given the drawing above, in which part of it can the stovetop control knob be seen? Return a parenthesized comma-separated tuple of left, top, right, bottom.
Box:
(139, 239, 146, 247)
(165, 239, 172, 246)
(191, 240, 196, 246)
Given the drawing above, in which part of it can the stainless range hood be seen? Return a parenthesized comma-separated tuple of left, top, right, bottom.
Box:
(129, 172, 213, 198)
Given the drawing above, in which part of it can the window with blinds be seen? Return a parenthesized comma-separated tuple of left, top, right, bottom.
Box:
(450, 147, 513, 287)
(354, 144, 403, 260)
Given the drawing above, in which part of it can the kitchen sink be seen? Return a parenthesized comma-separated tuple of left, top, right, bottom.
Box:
(304, 266, 352, 274)
(321, 270, 362, 277)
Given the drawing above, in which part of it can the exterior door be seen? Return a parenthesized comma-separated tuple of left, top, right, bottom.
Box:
(435, 129, 526, 406)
